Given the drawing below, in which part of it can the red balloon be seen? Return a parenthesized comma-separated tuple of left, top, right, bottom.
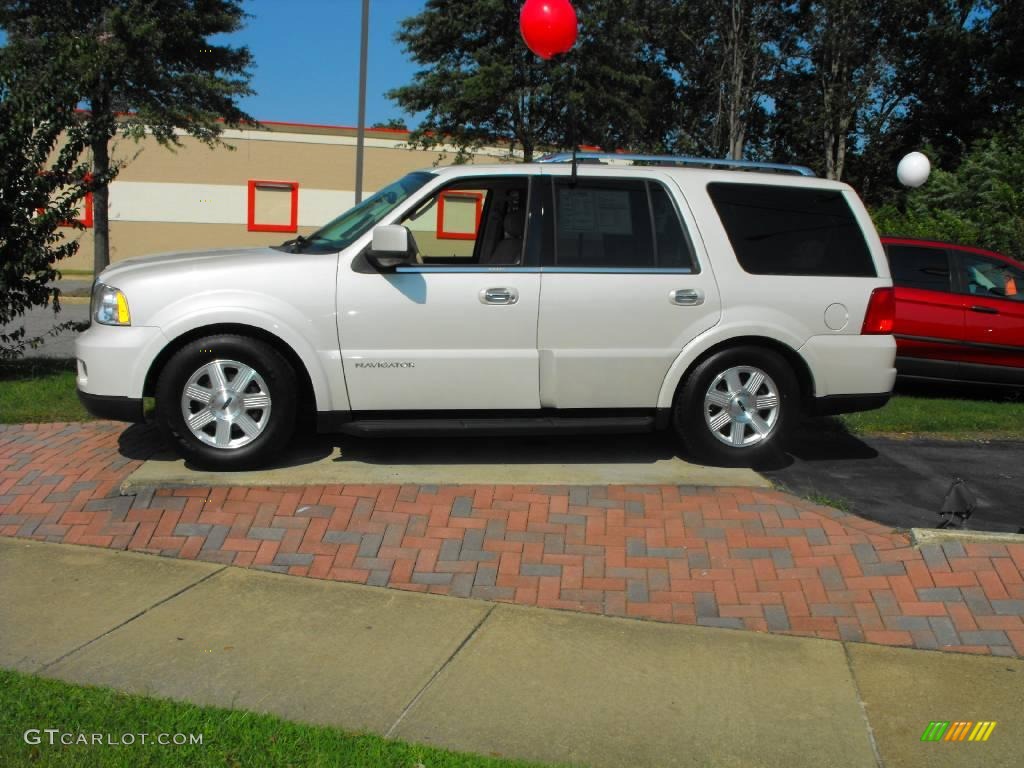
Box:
(520, 0, 578, 60)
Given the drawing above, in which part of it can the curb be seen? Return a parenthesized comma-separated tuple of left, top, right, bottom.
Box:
(910, 527, 1023, 547)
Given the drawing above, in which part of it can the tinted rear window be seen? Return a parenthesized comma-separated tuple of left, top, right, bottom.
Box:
(707, 183, 876, 277)
(886, 245, 951, 291)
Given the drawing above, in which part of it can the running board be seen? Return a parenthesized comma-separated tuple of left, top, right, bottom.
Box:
(338, 416, 657, 438)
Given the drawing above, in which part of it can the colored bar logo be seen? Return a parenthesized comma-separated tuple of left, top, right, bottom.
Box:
(921, 721, 996, 742)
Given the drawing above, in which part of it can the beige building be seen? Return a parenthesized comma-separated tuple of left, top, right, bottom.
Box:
(62, 121, 516, 273)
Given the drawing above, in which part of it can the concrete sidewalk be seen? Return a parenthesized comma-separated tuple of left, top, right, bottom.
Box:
(2, 538, 1022, 767)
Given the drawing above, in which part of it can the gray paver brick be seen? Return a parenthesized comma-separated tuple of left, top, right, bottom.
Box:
(550, 513, 587, 525)
(201, 525, 230, 552)
(862, 562, 906, 577)
(323, 530, 362, 544)
(248, 526, 286, 541)
(357, 534, 383, 558)
(626, 538, 647, 557)
(439, 538, 462, 562)
(941, 541, 967, 560)
(461, 529, 484, 552)
(962, 587, 994, 616)
(451, 497, 473, 518)
(928, 617, 960, 647)
(885, 616, 931, 631)
(697, 617, 744, 629)
(770, 550, 794, 569)
(764, 605, 790, 631)
(695, 592, 718, 619)
(474, 565, 497, 587)
(627, 580, 649, 603)
(916, 588, 963, 603)
(174, 523, 213, 537)
(273, 553, 314, 567)
(992, 600, 1024, 616)
(958, 630, 1009, 646)
(411, 572, 453, 585)
(521, 563, 561, 577)
(852, 543, 879, 565)
(919, 544, 950, 572)
(647, 547, 686, 559)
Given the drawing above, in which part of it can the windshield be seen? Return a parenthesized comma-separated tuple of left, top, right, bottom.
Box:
(278, 171, 435, 253)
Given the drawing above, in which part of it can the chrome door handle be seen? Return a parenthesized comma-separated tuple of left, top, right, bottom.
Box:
(480, 287, 519, 305)
(670, 288, 704, 306)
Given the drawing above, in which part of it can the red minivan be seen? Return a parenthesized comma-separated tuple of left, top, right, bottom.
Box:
(881, 237, 1024, 387)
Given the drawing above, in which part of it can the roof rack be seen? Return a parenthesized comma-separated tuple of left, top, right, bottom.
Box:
(535, 151, 816, 177)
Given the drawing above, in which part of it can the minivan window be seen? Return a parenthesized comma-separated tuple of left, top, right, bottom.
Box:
(708, 183, 876, 277)
(886, 245, 952, 291)
(961, 253, 1024, 301)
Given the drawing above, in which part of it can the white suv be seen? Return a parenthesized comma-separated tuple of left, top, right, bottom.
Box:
(75, 153, 897, 469)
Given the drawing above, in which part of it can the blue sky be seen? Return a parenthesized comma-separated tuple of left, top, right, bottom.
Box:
(222, 0, 427, 127)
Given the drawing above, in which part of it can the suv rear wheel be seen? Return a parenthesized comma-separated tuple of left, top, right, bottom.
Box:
(674, 346, 797, 466)
(155, 334, 297, 470)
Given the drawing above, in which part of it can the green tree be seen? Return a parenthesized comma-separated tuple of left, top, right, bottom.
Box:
(389, 0, 670, 160)
(1, 0, 256, 275)
(371, 118, 409, 130)
(652, 0, 794, 160)
(871, 119, 1024, 260)
(0, 37, 102, 358)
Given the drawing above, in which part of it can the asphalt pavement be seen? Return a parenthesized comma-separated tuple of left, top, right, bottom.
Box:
(765, 428, 1024, 534)
(0, 281, 90, 360)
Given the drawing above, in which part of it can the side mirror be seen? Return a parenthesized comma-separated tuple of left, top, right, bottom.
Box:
(365, 225, 415, 271)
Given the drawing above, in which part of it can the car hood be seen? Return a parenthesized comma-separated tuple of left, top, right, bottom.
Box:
(97, 246, 285, 285)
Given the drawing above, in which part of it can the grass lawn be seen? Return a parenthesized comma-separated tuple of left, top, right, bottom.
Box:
(0, 668, 558, 768)
(838, 384, 1024, 440)
(0, 358, 92, 424)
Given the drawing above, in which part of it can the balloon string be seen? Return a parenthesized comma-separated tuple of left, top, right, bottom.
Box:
(569, 51, 578, 185)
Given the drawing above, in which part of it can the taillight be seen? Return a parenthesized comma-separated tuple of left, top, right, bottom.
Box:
(861, 287, 895, 334)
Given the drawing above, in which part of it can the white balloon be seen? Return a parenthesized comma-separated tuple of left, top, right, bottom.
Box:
(897, 151, 931, 188)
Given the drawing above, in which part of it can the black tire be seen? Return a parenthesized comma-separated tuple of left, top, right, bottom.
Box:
(674, 346, 798, 467)
(155, 334, 297, 470)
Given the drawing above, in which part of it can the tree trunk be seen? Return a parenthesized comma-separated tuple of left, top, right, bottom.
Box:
(91, 134, 111, 275)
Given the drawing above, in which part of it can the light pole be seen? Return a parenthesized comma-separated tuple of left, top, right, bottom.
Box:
(355, 0, 370, 204)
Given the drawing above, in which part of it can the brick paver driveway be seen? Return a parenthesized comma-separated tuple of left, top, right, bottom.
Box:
(2, 422, 1023, 657)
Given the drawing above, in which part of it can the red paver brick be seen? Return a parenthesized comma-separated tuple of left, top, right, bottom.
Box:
(864, 630, 913, 646)
(2, 424, 1021, 658)
(977, 570, 1010, 601)
(932, 572, 979, 588)
(898, 602, 948, 617)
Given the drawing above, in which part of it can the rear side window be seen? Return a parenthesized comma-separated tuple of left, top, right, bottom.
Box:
(549, 179, 697, 270)
(707, 182, 876, 277)
(886, 245, 951, 291)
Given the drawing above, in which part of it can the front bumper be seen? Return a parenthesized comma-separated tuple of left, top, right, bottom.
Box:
(77, 390, 145, 423)
(75, 323, 167, 410)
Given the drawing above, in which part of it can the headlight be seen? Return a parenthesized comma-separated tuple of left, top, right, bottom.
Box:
(91, 282, 131, 326)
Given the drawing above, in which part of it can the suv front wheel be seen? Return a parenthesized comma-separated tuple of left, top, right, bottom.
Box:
(155, 334, 297, 470)
(674, 346, 797, 466)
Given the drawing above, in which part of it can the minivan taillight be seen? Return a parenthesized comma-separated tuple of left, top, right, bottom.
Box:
(861, 287, 895, 334)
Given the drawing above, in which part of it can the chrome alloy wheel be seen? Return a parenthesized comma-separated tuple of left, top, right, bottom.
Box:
(179, 359, 272, 450)
(703, 365, 780, 448)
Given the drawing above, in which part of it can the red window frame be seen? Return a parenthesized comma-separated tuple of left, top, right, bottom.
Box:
(436, 190, 483, 240)
(38, 172, 93, 228)
(247, 179, 299, 233)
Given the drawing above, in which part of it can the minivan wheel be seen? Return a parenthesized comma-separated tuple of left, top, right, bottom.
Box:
(155, 335, 297, 470)
(674, 346, 797, 466)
